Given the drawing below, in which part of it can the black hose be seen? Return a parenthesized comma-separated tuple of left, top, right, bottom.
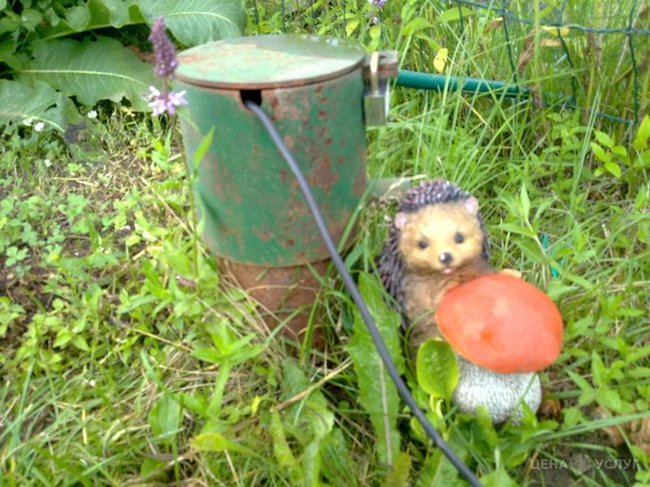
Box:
(244, 100, 482, 487)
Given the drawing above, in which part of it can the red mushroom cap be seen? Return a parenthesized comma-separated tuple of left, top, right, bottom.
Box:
(435, 273, 563, 374)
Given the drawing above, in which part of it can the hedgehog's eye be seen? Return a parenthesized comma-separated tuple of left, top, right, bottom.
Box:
(454, 232, 465, 244)
(417, 239, 428, 250)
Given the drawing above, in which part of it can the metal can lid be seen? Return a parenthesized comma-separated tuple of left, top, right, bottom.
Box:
(176, 34, 365, 90)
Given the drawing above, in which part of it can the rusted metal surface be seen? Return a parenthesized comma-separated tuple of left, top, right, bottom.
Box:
(177, 69, 367, 267)
(219, 257, 330, 348)
(176, 35, 365, 90)
(176, 34, 371, 350)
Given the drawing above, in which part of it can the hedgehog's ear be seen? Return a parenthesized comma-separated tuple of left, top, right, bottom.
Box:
(394, 212, 409, 229)
(464, 197, 479, 216)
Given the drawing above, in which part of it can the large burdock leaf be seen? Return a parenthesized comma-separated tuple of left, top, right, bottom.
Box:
(38, 0, 146, 39)
(18, 37, 155, 111)
(0, 80, 67, 131)
(138, 0, 246, 46)
(347, 273, 405, 467)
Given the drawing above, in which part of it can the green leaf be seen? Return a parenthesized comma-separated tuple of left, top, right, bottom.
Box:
(138, 0, 246, 46)
(633, 115, 650, 151)
(481, 464, 518, 487)
(604, 161, 622, 178)
(611, 145, 629, 161)
(19, 37, 156, 111)
(20, 9, 43, 31)
(416, 340, 458, 401)
(401, 18, 433, 36)
(590, 142, 611, 163)
(181, 392, 208, 417)
(345, 19, 360, 37)
(597, 388, 630, 414)
(369, 24, 381, 40)
(625, 346, 650, 364)
(386, 451, 412, 487)
(148, 392, 182, 446)
(268, 408, 298, 468)
(591, 351, 605, 386)
(101, 0, 145, 28)
(414, 32, 441, 51)
(280, 358, 334, 484)
(38, 0, 144, 39)
(473, 407, 499, 449)
(567, 370, 594, 392)
(193, 126, 215, 171)
(0, 298, 24, 339)
(437, 7, 474, 23)
(567, 370, 596, 406)
(347, 273, 404, 466)
(72, 335, 90, 352)
(320, 428, 355, 484)
(416, 429, 467, 486)
(65, 5, 92, 30)
(562, 407, 583, 427)
(594, 130, 614, 148)
(0, 38, 20, 69)
(281, 359, 334, 443)
(53, 329, 73, 348)
(192, 347, 223, 364)
(520, 184, 530, 219)
(0, 80, 67, 131)
(496, 222, 537, 238)
(192, 432, 259, 456)
(140, 458, 165, 478)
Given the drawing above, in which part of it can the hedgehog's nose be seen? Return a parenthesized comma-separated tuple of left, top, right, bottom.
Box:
(439, 252, 453, 265)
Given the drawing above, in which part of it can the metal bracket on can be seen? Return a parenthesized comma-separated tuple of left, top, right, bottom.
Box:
(363, 50, 398, 126)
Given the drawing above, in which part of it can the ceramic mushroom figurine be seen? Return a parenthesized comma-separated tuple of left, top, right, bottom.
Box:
(376, 179, 564, 423)
(435, 273, 564, 423)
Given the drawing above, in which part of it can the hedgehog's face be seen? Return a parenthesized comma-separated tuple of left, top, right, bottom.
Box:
(396, 198, 485, 274)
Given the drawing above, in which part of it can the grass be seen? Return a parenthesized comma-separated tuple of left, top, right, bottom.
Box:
(2, 0, 650, 485)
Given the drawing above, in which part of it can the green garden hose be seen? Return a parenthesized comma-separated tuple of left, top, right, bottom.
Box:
(396, 69, 632, 125)
(396, 69, 529, 98)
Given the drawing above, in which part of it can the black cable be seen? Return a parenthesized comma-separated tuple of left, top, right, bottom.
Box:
(245, 100, 482, 487)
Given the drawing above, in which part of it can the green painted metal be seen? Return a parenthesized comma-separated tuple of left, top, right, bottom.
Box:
(176, 34, 365, 89)
(176, 35, 367, 267)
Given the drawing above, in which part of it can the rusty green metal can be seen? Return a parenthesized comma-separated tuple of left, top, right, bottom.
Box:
(176, 35, 369, 345)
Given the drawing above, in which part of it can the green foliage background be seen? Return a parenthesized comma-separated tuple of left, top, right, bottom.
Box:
(1, 0, 649, 486)
(0, 0, 247, 128)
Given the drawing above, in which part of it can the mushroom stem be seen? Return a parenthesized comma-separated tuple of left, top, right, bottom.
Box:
(452, 357, 542, 424)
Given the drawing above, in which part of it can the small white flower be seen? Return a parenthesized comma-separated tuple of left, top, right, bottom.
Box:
(87, 110, 98, 119)
(22, 118, 33, 126)
(34, 122, 45, 132)
(44, 159, 52, 167)
(147, 86, 161, 100)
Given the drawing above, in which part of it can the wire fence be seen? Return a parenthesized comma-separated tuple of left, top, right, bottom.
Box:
(451, 0, 648, 125)
(251, 0, 650, 128)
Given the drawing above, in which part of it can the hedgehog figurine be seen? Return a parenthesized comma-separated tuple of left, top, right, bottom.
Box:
(378, 179, 493, 348)
(378, 179, 544, 424)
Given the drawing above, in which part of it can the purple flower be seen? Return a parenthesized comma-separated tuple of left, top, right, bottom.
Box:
(148, 86, 188, 116)
(147, 17, 187, 116)
(149, 17, 178, 78)
(369, 0, 387, 8)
